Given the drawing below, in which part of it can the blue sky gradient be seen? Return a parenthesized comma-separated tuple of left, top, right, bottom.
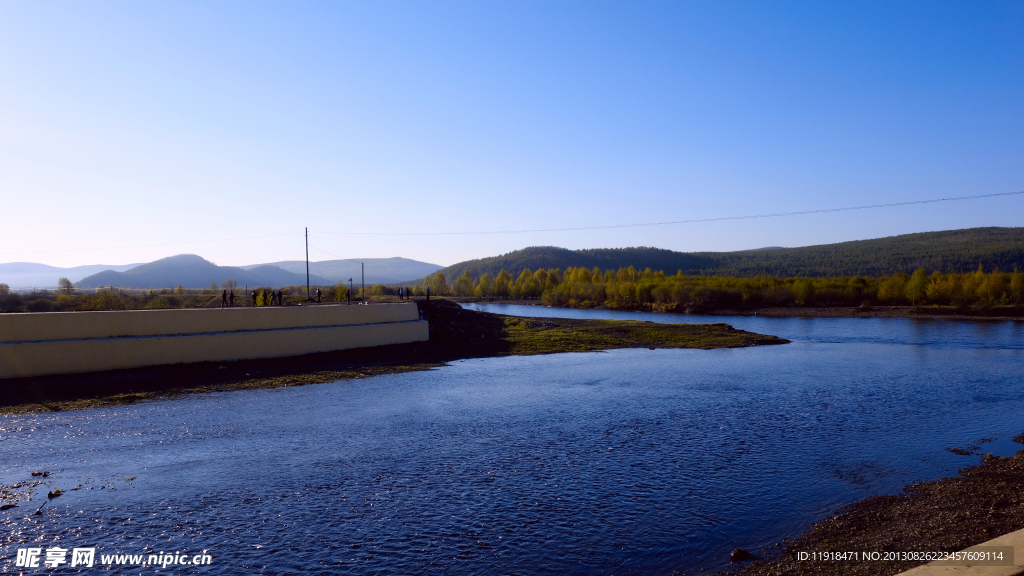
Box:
(1, 2, 1022, 267)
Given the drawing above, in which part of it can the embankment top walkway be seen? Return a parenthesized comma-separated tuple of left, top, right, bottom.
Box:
(0, 303, 428, 379)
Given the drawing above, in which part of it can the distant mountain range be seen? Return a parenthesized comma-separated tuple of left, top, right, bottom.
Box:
(5, 227, 1022, 289)
(245, 258, 444, 284)
(73, 255, 329, 289)
(0, 254, 444, 289)
(0, 262, 141, 289)
(427, 227, 1024, 281)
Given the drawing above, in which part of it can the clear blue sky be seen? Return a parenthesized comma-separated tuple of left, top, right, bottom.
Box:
(1, 1, 1022, 268)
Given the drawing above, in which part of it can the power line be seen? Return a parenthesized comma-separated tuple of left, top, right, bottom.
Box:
(2, 190, 1021, 258)
(307, 235, 346, 259)
(313, 190, 1024, 236)
(308, 245, 344, 261)
(0, 232, 301, 257)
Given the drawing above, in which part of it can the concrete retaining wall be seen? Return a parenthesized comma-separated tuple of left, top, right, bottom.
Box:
(0, 303, 428, 379)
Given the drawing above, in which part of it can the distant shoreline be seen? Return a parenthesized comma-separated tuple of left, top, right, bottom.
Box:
(449, 297, 1024, 321)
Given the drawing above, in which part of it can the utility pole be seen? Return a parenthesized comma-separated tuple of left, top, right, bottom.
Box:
(348, 278, 353, 305)
(305, 227, 310, 301)
(361, 262, 365, 303)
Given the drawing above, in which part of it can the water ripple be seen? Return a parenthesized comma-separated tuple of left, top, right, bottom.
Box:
(1, 312, 1022, 574)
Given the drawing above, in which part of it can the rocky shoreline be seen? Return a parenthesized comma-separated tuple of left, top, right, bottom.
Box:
(712, 444, 1024, 576)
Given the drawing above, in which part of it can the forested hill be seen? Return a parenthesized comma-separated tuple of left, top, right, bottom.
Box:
(77, 254, 329, 289)
(433, 227, 1024, 280)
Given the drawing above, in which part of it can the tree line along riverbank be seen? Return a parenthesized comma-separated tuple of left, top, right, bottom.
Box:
(3, 265, 1021, 315)
(409, 265, 1024, 313)
(0, 299, 786, 414)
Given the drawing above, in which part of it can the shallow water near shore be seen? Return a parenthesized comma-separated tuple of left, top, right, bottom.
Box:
(1, 306, 1023, 574)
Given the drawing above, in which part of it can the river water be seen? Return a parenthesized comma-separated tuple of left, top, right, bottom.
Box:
(1, 304, 1022, 574)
